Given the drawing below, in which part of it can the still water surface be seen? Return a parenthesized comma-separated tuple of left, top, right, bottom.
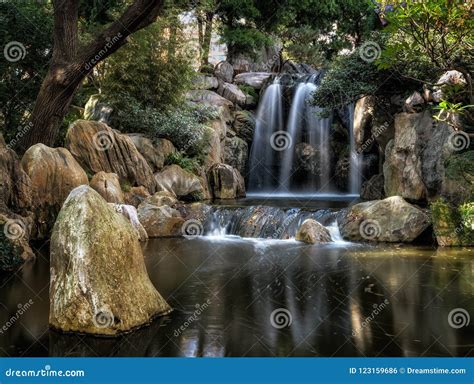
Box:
(0, 237, 472, 357)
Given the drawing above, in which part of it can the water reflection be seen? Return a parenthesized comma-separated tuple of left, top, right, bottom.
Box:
(1, 238, 473, 357)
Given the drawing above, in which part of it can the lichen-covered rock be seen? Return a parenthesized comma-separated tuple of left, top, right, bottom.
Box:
(21, 144, 88, 239)
(137, 203, 185, 237)
(66, 120, 158, 194)
(109, 204, 148, 242)
(208, 163, 246, 199)
(338, 196, 430, 242)
(224, 137, 248, 176)
(296, 219, 332, 244)
(128, 134, 176, 172)
(49, 186, 170, 336)
(90, 172, 124, 204)
(155, 165, 205, 200)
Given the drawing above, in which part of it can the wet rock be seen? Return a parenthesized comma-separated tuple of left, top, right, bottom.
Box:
(214, 61, 234, 83)
(295, 143, 320, 176)
(353, 96, 375, 151)
(232, 110, 256, 143)
(21, 144, 88, 239)
(137, 203, 185, 237)
(90, 172, 124, 204)
(128, 134, 176, 172)
(338, 196, 430, 242)
(191, 74, 219, 90)
(109, 204, 148, 242)
(50, 186, 171, 336)
(234, 72, 272, 90)
(360, 174, 385, 200)
(296, 219, 332, 244)
(176, 202, 212, 224)
(124, 186, 151, 208)
(208, 163, 246, 199)
(155, 165, 205, 200)
(224, 137, 248, 176)
(66, 120, 158, 194)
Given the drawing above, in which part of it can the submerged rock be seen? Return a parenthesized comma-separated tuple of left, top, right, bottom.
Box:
(296, 219, 332, 244)
(66, 120, 158, 194)
(50, 186, 170, 336)
(21, 144, 88, 239)
(338, 196, 430, 243)
(90, 172, 124, 204)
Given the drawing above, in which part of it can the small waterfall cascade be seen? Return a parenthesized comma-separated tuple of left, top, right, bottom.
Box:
(202, 205, 338, 239)
(248, 78, 283, 191)
(348, 103, 361, 195)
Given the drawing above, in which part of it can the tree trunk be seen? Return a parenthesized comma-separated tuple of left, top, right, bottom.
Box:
(200, 12, 214, 68)
(20, 0, 166, 151)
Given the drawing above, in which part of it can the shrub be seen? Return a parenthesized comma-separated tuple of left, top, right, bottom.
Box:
(165, 152, 200, 174)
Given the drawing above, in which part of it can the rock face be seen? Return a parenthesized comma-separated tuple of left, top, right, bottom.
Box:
(295, 219, 332, 244)
(191, 74, 219, 90)
(234, 72, 272, 90)
(232, 110, 256, 143)
(224, 137, 248, 176)
(128, 134, 176, 172)
(49, 186, 171, 336)
(138, 203, 185, 238)
(217, 82, 247, 106)
(338, 196, 431, 243)
(214, 61, 234, 83)
(155, 165, 205, 200)
(360, 174, 385, 200)
(0, 214, 35, 271)
(90, 172, 124, 204)
(66, 120, 158, 194)
(383, 111, 454, 202)
(124, 186, 151, 208)
(208, 163, 246, 199)
(21, 144, 88, 238)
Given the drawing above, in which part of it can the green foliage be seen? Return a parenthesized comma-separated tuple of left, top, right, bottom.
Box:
(459, 202, 474, 231)
(434, 100, 474, 129)
(165, 152, 200, 174)
(445, 151, 474, 184)
(0, 1, 52, 142)
(238, 84, 258, 101)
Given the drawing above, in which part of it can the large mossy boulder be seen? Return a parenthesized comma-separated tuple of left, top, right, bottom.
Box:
(21, 144, 88, 239)
(66, 120, 158, 194)
(296, 219, 332, 244)
(338, 196, 430, 242)
(49, 186, 171, 336)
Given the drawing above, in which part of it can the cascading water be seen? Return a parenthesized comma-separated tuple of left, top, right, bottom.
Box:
(248, 78, 283, 191)
(348, 103, 361, 195)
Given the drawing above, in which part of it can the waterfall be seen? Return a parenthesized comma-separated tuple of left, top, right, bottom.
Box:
(348, 103, 361, 195)
(248, 78, 283, 192)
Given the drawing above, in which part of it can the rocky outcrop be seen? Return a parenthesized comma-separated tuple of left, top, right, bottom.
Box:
(109, 204, 148, 242)
(137, 203, 185, 238)
(234, 72, 272, 90)
(383, 111, 454, 202)
(214, 61, 234, 83)
(145, 191, 178, 207)
(90, 172, 124, 204)
(208, 163, 246, 199)
(295, 219, 332, 244)
(224, 137, 248, 176)
(128, 134, 176, 172)
(217, 82, 247, 106)
(155, 165, 205, 200)
(191, 74, 219, 90)
(66, 120, 158, 194)
(360, 174, 385, 200)
(232, 110, 256, 143)
(21, 144, 88, 238)
(338, 196, 430, 243)
(49, 186, 171, 336)
(353, 96, 376, 151)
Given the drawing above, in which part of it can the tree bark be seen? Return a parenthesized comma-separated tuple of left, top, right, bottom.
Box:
(19, 0, 166, 151)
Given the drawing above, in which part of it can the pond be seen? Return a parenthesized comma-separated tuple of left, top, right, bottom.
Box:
(0, 236, 472, 357)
